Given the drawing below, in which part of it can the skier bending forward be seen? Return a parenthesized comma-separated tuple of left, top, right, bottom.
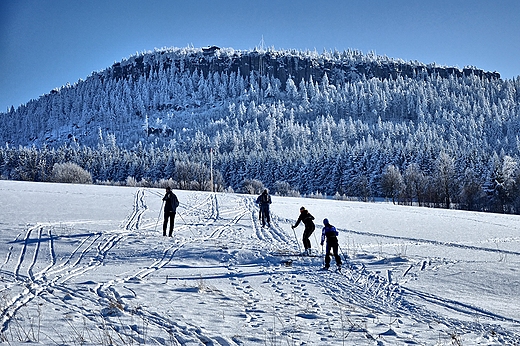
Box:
(291, 206, 315, 255)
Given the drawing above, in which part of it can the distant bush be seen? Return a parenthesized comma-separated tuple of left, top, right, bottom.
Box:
(157, 178, 178, 189)
(242, 179, 264, 195)
(51, 162, 92, 184)
(274, 180, 290, 196)
(125, 176, 138, 187)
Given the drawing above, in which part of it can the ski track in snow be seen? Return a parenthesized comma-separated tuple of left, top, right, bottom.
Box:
(0, 187, 518, 345)
(341, 227, 520, 257)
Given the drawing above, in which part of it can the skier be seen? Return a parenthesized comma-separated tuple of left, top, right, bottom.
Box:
(320, 218, 342, 270)
(256, 189, 272, 227)
(291, 207, 315, 255)
(162, 187, 179, 237)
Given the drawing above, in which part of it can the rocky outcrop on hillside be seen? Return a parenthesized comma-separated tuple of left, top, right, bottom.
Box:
(106, 47, 500, 88)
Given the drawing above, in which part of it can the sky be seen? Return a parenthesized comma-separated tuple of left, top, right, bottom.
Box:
(1, 0, 519, 112)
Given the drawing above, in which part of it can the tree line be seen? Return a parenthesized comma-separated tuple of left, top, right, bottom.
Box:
(1, 139, 520, 214)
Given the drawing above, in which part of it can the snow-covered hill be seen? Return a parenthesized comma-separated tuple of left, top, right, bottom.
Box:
(0, 180, 518, 345)
(1, 47, 520, 214)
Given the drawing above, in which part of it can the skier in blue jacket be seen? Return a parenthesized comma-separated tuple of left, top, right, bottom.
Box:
(320, 218, 342, 270)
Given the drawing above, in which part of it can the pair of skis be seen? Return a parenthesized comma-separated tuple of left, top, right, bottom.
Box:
(273, 251, 342, 273)
(271, 251, 321, 258)
(321, 265, 342, 273)
(272, 250, 341, 271)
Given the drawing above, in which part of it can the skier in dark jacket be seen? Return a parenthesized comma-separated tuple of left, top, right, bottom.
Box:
(320, 218, 342, 270)
(162, 187, 180, 237)
(291, 207, 315, 255)
(256, 189, 272, 227)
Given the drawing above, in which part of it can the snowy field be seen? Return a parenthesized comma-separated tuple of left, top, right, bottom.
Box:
(0, 180, 519, 345)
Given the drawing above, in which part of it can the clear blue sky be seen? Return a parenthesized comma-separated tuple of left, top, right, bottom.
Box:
(1, 0, 519, 112)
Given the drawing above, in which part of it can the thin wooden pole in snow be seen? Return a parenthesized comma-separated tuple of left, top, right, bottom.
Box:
(210, 147, 214, 192)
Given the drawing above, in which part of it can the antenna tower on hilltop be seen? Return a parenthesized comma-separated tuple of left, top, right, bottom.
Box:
(258, 36, 266, 52)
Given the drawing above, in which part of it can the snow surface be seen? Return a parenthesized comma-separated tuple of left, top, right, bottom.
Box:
(0, 180, 519, 345)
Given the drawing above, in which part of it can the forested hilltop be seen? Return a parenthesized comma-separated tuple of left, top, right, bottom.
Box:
(1, 46, 520, 213)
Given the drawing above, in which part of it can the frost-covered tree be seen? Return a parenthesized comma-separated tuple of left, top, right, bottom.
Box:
(400, 163, 426, 206)
(433, 152, 457, 209)
(380, 164, 403, 204)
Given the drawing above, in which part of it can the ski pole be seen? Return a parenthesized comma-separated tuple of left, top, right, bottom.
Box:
(154, 201, 164, 233)
(177, 211, 187, 224)
(321, 243, 325, 266)
(312, 231, 320, 252)
(291, 226, 302, 254)
(338, 244, 349, 263)
(176, 212, 197, 237)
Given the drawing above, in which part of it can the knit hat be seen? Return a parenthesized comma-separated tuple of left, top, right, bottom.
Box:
(323, 218, 329, 225)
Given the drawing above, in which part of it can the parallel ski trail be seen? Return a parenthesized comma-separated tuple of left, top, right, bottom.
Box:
(401, 286, 520, 324)
(14, 226, 34, 280)
(122, 188, 148, 231)
(26, 227, 42, 281)
(0, 222, 127, 335)
(0, 233, 21, 276)
(342, 227, 520, 257)
(60, 233, 101, 268)
(32, 228, 57, 282)
(130, 242, 183, 280)
(243, 196, 292, 251)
